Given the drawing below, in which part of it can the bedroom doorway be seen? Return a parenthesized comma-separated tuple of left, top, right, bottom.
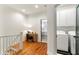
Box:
(40, 19, 47, 43)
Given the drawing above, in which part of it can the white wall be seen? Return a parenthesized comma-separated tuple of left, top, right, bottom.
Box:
(57, 6, 76, 26)
(28, 12, 47, 42)
(47, 5, 57, 54)
(0, 5, 28, 36)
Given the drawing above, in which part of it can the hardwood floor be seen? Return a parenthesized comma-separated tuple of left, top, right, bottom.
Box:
(8, 41, 47, 55)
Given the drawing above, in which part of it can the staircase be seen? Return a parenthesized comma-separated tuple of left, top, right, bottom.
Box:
(0, 33, 23, 55)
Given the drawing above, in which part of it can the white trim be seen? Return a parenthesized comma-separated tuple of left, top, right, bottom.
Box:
(48, 51, 54, 55)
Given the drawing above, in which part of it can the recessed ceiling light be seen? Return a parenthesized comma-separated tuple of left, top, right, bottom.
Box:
(22, 9, 26, 12)
(35, 5, 38, 8)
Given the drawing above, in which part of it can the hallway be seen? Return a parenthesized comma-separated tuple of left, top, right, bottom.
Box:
(0, 4, 57, 55)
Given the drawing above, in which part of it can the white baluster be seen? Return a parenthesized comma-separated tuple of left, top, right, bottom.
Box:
(19, 32, 23, 50)
(0, 37, 2, 55)
(3, 37, 4, 55)
(0, 37, 1, 55)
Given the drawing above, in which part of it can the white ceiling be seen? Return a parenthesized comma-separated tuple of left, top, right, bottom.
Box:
(7, 4, 47, 15)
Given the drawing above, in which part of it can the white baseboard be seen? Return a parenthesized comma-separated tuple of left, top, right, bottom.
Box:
(48, 51, 57, 55)
(48, 51, 53, 55)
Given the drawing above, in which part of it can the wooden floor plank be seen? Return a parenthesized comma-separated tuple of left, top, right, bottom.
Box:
(8, 41, 47, 55)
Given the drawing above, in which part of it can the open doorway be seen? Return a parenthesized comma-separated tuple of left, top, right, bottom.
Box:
(40, 19, 47, 43)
